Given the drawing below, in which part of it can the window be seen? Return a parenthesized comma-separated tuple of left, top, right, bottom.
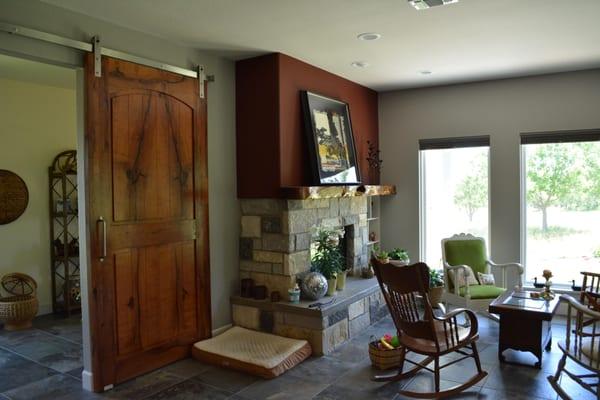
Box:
(419, 137, 490, 268)
(521, 130, 600, 285)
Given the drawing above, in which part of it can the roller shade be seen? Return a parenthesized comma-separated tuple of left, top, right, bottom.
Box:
(419, 135, 490, 150)
(521, 129, 600, 144)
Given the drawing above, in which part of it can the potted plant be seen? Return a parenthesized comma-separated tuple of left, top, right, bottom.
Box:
(372, 245, 389, 264)
(389, 248, 410, 266)
(311, 228, 344, 296)
(429, 268, 444, 308)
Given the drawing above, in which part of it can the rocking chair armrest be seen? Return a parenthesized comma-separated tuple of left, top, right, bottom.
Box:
(434, 308, 479, 338)
(562, 294, 600, 319)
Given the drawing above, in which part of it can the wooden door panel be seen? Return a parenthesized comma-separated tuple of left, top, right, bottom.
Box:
(86, 54, 210, 391)
(114, 249, 140, 356)
(177, 241, 198, 339)
(111, 93, 194, 222)
(110, 220, 195, 250)
(139, 243, 178, 348)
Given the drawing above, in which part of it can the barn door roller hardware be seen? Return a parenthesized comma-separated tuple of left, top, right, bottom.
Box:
(0, 21, 214, 95)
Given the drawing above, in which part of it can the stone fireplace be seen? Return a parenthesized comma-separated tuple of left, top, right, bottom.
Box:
(238, 196, 370, 296)
(232, 193, 393, 355)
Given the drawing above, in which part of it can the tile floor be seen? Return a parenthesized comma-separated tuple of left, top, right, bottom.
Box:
(0, 313, 596, 399)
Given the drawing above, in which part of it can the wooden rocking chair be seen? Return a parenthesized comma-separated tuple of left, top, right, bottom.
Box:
(548, 294, 600, 400)
(372, 259, 487, 399)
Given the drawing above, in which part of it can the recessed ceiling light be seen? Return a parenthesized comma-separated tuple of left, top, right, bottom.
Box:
(420, 70, 432, 75)
(409, 0, 458, 11)
(351, 61, 370, 68)
(357, 32, 381, 41)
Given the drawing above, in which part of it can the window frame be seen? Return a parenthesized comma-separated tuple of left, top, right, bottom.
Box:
(519, 129, 600, 288)
(418, 136, 492, 266)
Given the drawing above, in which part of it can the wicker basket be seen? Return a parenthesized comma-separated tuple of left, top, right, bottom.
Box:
(369, 340, 403, 370)
(0, 273, 38, 331)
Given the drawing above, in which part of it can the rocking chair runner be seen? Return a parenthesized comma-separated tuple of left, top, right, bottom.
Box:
(372, 259, 487, 399)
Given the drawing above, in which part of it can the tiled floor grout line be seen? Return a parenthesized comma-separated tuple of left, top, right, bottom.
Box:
(33, 325, 84, 346)
(0, 339, 80, 391)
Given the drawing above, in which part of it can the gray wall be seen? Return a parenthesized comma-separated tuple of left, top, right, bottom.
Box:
(379, 69, 600, 271)
(0, 0, 238, 382)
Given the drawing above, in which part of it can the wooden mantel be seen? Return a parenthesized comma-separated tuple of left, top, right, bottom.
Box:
(281, 184, 396, 200)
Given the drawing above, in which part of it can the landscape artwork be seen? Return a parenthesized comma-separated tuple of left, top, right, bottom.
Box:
(301, 91, 360, 185)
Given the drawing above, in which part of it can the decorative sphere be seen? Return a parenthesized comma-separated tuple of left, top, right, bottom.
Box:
(301, 272, 328, 300)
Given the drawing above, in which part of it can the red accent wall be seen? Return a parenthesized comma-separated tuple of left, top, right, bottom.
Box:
(236, 53, 379, 198)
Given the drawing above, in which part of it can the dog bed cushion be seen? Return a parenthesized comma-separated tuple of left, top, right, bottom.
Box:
(192, 326, 312, 379)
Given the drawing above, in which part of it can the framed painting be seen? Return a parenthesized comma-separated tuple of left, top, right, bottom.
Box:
(301, 91, 361, 185)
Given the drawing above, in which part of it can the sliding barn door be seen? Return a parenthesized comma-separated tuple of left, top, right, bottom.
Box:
(85, 53, 210, 391)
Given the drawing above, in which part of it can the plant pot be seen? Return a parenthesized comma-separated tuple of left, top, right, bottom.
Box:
(326, 277, 337, 296)
(429, 286, 444, 308)
(336, 271, 347, 291)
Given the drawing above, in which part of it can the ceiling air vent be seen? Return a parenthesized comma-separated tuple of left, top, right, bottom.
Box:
(408, 0, 458, 10)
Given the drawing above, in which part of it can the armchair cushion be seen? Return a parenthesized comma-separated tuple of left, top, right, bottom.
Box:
(444, 239, 488, 276)
(458, 285, 505, 299)
(477, 272, 496, 286)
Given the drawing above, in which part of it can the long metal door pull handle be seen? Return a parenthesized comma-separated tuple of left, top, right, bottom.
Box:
(98, 216, 106, 262)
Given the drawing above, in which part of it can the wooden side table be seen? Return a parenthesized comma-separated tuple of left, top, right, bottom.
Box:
(489, 291, 561, 368)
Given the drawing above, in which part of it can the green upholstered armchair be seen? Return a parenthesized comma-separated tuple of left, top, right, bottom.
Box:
(441, 233, 524, 319)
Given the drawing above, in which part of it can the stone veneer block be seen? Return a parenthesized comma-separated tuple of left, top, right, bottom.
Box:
(239, 238, 253, 260)
(262, 216, 282, 233)
(283, 209, 318, 234)
(271, 263, 284, 275)
(273, 323, 324, 355)
(311, 199, 331, 209)
(328, 309, 348, 326)
(232, 304, 260, 330)
(338, 198, 351, 216)
(240, 260, 272, 274)
(283, 250, 310, 276)
(369, 291, 389, 323)
(283, 312, 328, 330)
(320, 217, 342, 228)
(241, 216, 261, 238)
(245, 272, 296, 297)
(350, 197, 368, 214)
(253, 250, 283, 263)
(262, 233, 294, 253)
(349, 312, 371, 338)
(348, 299, 366, 320)
(294, 232, 311, 251)
(241, 199, 284, 215)
(323, 318, 349, 354)
(329, 198, 340, 217)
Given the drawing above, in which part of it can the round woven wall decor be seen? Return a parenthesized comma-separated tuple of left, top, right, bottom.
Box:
(0, 170, 29, 225)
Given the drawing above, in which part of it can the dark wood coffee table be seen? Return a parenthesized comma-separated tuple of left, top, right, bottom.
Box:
(489, 290, 561, 369)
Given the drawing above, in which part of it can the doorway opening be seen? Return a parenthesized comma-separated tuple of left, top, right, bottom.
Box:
(0, 53, 88, 396)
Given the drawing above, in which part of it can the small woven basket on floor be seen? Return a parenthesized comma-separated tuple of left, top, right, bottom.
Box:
(369, 340, 403, 370)
(0, 273, 38, 331)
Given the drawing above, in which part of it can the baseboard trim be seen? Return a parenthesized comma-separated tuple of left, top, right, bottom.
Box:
(37, 304, 53, 316)
(212, 324, 232, 337)
(82, 370, 94, 391)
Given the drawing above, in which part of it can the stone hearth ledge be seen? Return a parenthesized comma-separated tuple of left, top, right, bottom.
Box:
(230, 277, 390, 355)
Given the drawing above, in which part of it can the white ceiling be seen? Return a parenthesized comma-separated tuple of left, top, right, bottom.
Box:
(43, 0, 600, 91)
(0, 53, 75, 89)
